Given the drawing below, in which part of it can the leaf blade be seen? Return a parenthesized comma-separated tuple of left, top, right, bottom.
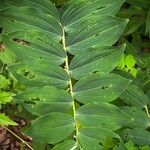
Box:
(14, 86, 73, 116)
(70, 45, 125, 79)
(73, 73, 131, 103)
(25, 112, 75, 144)
(0, 113, 17, 126)
(76, 103, 132, 130)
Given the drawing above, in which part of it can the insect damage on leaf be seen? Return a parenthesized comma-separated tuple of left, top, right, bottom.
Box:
(0, 27, 2, 34)
(18, 69, 36, 79)
(0, 42, 5, 52)
(13, 38, 30, 46)
(1, 0, 148, 149)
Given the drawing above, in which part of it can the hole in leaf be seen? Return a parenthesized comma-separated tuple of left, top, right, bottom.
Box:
(13, 38, 30, 46)
(65, 32, 68, 36)
(60, 39, 63, 44)
(96, 6, 105, 10)
(128, 68, 131, 72)
(11, 20, 15, 22)
(102, 86, 108, 89)
(31, 97, 40, 101)
(24, 100, 36, 105)
(0, 27, 2, 34)
(24, 97, 40, 104)
(134, 64, 138, 69)
(93, 70, 99, 74)
(19, 69, 36, 79)
(125, 133, 129, 139)
(112, 137, 120, 144)
(99, 142, 103, 146)
(39, 57, 43, 60)
(101, 123, 106, 126)
(95, 33, 100, 37)
(124, 65, 127, 68)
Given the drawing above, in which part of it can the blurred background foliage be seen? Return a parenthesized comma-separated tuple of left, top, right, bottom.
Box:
(117, 0, 150, 97)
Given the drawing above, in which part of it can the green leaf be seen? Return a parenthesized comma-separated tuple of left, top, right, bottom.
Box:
(32, 142, 46, 150)
(69, 45, 125, 80)
(0, 46, 16, 64)
(125, 17, 145, 35)
(14, 86, 73, 116)
(146, 9, 150, 35)
(0, 0, 60, 19)
(51, 140, 77, 150)
(127, 0, 150, 9)
(120, 84, 150, 108)
(8, 60, 70, 89)
(125, 55, 136, 69)
(0, 0, 64, 65)
(2, 36, 65, 65)
(77, 127, 124, 150)
(120, 128, 150, 146)
(113, 69, 143, 88)
(0, 92, 13, 105)
(61, 0, 125, 26)
(119, 7, 145, 18)
(0, 4, 62, 38)
(121, 106, 150, 129)
(0, 113, 17, 126)
(0, 75, 10, 89)
(76, 103, 132, 130)
(137, 53, 150, 69)
(140, 146, 150, 150)
(132, 32, 142, 53)
(125, 40, 137, 56)
(0, 0, 130, 148)
(73, 73, 131, 103)
(125, 140, 138, 150)
(25, 112, 74, 144)
(66, 15, 128, 55)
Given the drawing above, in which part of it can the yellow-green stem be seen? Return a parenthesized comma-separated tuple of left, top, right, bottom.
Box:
(61, 25, 79, 138)
(145, 106, 150, 118)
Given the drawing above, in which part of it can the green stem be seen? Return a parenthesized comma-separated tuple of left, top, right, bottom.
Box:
(3, 126, 34, 150)
(61, 24, 79, 142)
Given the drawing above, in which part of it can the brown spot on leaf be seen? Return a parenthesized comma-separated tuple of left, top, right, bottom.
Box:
(13, 38, 30, 46)
(0, 42, 5, 52)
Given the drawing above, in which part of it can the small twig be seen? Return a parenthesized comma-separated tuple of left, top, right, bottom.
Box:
(3, 126, 34, 150)
(144, 106, 150, 118)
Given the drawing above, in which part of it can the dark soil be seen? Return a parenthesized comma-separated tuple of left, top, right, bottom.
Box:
(0, 118, 32, 150)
